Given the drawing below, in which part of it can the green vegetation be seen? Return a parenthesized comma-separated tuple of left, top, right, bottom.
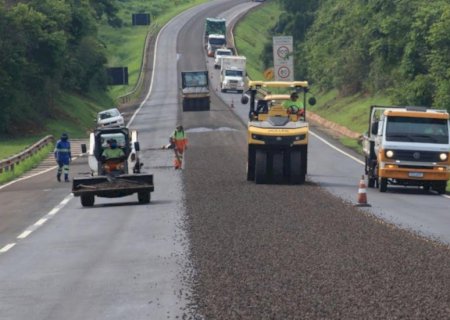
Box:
(0, 143, 54, 184)
(275, 0, 450, 112)
(0, 137, 43, 159)
(102, 0, 209, 100)
(234, 2, 282, 80)
(0, 0, 207, 160)
(236, 1, 450, 192)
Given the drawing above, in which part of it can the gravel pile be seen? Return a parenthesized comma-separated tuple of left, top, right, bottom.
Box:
(183, 135, 450, 319)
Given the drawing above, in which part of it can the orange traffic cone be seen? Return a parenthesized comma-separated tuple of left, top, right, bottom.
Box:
(355, 175, 371, 207)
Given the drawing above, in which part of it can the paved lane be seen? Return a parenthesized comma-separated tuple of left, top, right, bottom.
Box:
(0, 1, 250, 319)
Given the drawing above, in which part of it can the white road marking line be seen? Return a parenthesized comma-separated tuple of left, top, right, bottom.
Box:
(34, 218, 48, 226)
(310, 131, 365, 165)
(0, 243, 16, 253)
(0, 165, 57, 190)
(48, 207, 60, 216)
(2, 193, 74, 254)
(17, 230, 32, 239)
(60, 194, 73, 205)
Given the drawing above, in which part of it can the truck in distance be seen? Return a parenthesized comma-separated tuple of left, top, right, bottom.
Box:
(180, 71, 210, 111)
(362, 105, 450, 193)
(207, 34, 226, 57)
(204, 18, 227, 57)
(220, 55, 246, 93)
(214, 48, 233, 69)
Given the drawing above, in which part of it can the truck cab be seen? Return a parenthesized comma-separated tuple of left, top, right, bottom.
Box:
(220, 56, 246, 93)
(206, 34, 226, 57)
(363, 106, 450, 193)
(214, 48, 233, 69)
(87, 127, 141, 176)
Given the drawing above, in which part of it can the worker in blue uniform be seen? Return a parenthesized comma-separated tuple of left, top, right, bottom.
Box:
(54, 133, 72, 182)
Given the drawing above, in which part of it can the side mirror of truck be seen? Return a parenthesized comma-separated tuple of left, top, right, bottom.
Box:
(134, 141, 140, 152)
(81, 144, 87, 154)
(241, 94, 249, 104)
(371, 121, 379, 135)
(308, 97, 317, 106)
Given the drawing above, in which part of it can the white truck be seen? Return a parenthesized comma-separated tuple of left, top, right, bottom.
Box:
(214, 48, 233, 69)
(220, 55, 246, 93)
(207, 34, 226, 57)
(362, 105, 450, 194)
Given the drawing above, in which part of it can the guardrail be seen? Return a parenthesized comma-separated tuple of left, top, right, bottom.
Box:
(0, 135, 54, 174)
(117, 23, 160, 104)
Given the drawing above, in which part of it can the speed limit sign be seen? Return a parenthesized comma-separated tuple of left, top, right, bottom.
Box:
(277, 66, 291, 79)
(273, 36, 294, 81)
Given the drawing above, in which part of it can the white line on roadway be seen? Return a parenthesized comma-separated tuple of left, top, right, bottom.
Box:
(0, 243, 16, 254)
(310, 130, 365, 165)
(0, 193, 74, 255)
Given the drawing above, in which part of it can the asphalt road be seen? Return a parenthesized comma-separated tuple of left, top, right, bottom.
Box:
(1, 0, 450, 319)
(0, 1, 250, 319)
(205, 11, 450, 244)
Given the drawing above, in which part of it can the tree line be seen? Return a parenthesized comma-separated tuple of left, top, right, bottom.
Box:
(0, 0, 120, 134)
(262, 0, 450, 111)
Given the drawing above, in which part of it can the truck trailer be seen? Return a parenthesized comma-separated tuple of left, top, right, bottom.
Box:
(180, 71, 210, 111)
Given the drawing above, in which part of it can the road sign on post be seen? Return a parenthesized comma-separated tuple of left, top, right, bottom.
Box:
(273, 36, 294, 81)
(132, 13, 151, 26)
(106, 67, 129, 85)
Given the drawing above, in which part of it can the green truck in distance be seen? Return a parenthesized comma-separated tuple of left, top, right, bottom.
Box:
(204, 18, 227, 57)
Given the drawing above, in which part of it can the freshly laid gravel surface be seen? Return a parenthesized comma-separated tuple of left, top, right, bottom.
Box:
(183, 132, 450, 319)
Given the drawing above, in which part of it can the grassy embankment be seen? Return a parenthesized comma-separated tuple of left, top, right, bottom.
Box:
(0, 0, 207, 184)
(234, 1, 392, 143)
(234, 1, 449, 192)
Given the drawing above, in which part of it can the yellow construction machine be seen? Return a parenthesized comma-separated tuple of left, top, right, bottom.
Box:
(241, 81, 316, 184)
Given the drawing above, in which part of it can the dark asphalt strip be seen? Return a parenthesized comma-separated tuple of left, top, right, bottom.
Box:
(182, 113, 450, 320)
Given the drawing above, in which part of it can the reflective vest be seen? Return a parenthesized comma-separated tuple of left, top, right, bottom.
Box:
(172, 130, 186, 141)
(282, 99, 304, 110)
(171, 130, 187, 151)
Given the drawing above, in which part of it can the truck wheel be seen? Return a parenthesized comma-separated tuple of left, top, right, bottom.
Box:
(434, 181, 447, 194)
(368, 177, 376, 188)
(247, 147, 256, 181)
(81, 194, 95, 207)
(290, 150, 305, 184)
(272, 152, 284, 184)
(138, 192, 151, 204)
(379, 178, 387, 192)
(255, 150, 267, 184)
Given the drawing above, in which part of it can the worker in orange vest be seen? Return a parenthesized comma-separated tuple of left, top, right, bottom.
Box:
(170, 125, 188, 169)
